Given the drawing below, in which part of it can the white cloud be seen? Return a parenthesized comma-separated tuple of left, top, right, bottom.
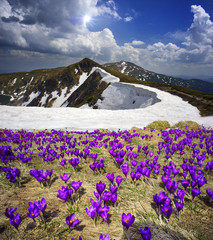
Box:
(131, 40, 145, 46)
(0, 2, 213, 77)
(124, 16, 133, 22)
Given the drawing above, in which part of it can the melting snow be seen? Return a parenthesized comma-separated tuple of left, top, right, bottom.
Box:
(29, 77, 34, 84)
(22, 91, 40, 106)
(12, 78, 17, 85)
(121, 65, 127, 74)
(1, 70, 213, 131)
(52, 87, 69, 107)
(96, 82, 160, 110)
(40, 92, 50, 106)
(75, 68, 78, 74)
(61, 71, 90, 107)
(92, 67, 119, 83)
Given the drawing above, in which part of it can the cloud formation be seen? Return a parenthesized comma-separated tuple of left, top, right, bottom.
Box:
(124, 16, 133, 22)
(0, 2, 213, 77)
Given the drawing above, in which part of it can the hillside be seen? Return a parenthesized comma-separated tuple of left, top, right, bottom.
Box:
(0, 58, 213, 116)
(103, 61, 213, 95)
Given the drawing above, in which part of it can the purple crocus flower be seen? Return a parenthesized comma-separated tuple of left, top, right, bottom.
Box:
(197, 177, 207, 188)
(96, 181, 106, 196)
(110, 185, 118, 194)
(27, 203, 39, 219)
(9, 213, 22, 230)
(100, 234, 109, 240)
(162, 175, 172, 185)
(121, 212, 135, 230)
(57, 186, 73, 202)
(5, 208, 17, 219)
(102, 191, 112, 204)
(172, 180, 179, 193)
(85, 206, 97, 220)
(37, 198, 47, 213)
(60, 173, 71, 184)
(116, 175, 123, 187)
(175, 201, 184, 215)
(122, 163, 129, 178)
(131, 160, 137, 168)
(191, 188, 201, 200)
(90, 164, 96, 171)
(206, 188, 213, 199)
(111, 193, 117, 206)
(98, 205, 109, 222)
(94, 191, 100, 199)
(175, 189, 185, 202)
(71, 237, 82, 240)
(161, 204, 173, 221)
(191, 180, 197, 188)
(130, 172, 136, 182)
(182, 171, 188, 179)
(60, 159, 66, 167)
(140, 226, 151, 240)
(72, 181, 82, 192)
(90, 198, 101, 209)
(135, 172, 141, 180)
(106, 173, 114, 184)
(66, 213, 79, 227)
(172, 168, 180, 177)
(181, 179, 190, 190)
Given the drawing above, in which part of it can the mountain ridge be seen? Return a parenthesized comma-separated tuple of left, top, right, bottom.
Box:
(0, 58, 213, 116)
(103, 61, 213, 94)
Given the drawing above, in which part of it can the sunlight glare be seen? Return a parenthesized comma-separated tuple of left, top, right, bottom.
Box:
(83, 15, 91, 24)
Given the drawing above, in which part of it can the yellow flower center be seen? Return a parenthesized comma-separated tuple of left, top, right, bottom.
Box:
(70, 220, 73, 224)
(126, 219, 129, 223)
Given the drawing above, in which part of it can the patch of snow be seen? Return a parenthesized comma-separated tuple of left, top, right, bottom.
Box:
(12, 78, 17, 85)
(121, 65, 127, 74)
(1, 90, 4, 94)
(61, 71, 90, 107)
(75, 68, 78, 74)
(91, 67, 119, 83)
(10, 96, 15, 101)
(1, 82, 213, 131)
(21, 77, 24, 80)
(17, 90, 26, 100)
(96, 82, 160, 110)
(52, 88, 68, 107)
(29, 77, 34, 84)
(80, 104, 92, 109)
(40, 92, 50, 106)
(22, 91, 40, 106)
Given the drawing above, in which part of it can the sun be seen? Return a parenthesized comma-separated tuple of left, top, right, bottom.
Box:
(83, 15, 91, 24)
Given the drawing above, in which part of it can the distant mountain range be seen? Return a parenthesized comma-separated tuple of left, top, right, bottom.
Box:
(0, 58, 212, 116)
(103, 61, 213, 94)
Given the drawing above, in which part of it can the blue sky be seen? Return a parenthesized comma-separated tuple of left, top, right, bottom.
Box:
(0, 0, 213, 79)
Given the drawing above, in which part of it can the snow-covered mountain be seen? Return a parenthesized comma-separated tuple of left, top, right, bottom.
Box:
(103, 61, 213, 94)
(0, 58, 212, 116)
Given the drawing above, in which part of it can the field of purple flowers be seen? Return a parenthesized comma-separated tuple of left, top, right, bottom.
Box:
(0, 123, 213, 240)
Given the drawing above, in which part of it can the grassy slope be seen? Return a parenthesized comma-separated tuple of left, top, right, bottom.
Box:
(0, 124, 212, 240)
